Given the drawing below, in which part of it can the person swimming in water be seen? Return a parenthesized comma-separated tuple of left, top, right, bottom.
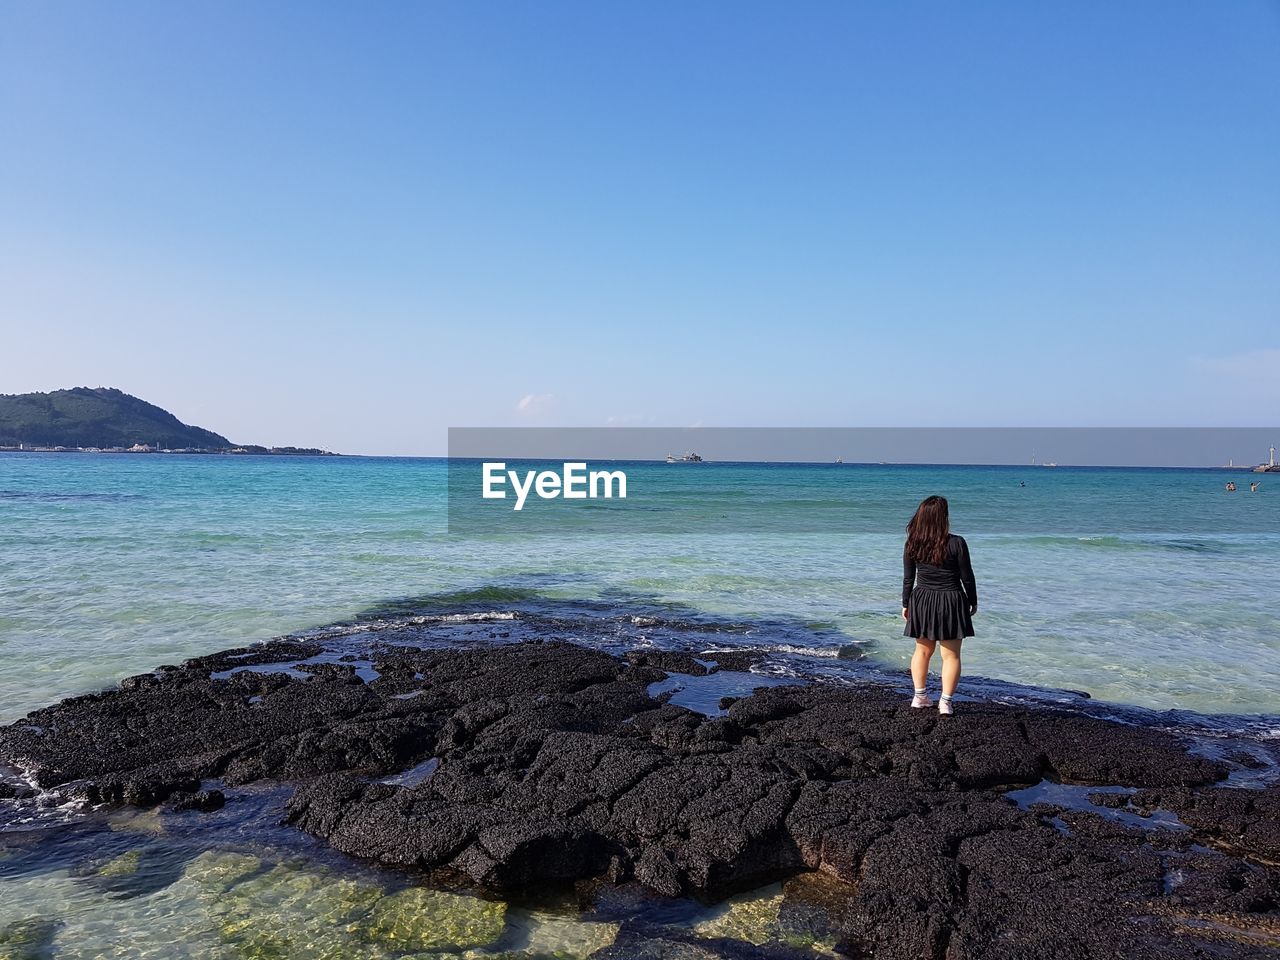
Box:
(1226, 481, 1237, 492)
(1251, 481, 1261, 492)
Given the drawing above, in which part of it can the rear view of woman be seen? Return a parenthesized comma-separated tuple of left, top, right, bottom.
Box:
(902, 495, 977, 715)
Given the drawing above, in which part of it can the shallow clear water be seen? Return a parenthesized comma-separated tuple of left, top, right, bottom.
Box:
(1, 781, 849, 959)
(2, 452, 1278, 722)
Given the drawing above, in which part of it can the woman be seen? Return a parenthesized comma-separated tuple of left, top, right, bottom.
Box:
(902, 495, 977, 715)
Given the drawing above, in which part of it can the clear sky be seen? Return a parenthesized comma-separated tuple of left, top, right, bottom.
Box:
(2, 2, 1277, 455)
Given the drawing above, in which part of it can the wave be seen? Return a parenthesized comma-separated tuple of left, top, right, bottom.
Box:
(0, 761, 91, 834)
(756, 643, 841, 658)
(356, 587, 544, 619)
(625, 613, 757, 634)
(995, 534, 1245, 554)
(0, 489, 143, 503)
(295, 610, 520, 641)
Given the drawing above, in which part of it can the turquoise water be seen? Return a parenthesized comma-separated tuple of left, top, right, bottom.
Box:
(2, 452, 1279, 722)
(2, 451, 1278, 958)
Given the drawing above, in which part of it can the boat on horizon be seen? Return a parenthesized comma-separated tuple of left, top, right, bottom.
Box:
(666, 452, 704, 463)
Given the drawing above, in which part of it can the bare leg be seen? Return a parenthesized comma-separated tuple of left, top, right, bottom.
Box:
(939, 639, 963, 697)
(911, 639, 936, 691)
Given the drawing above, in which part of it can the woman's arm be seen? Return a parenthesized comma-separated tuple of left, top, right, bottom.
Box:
(958, 536, 977, 613)
(902, 544, 916, 613)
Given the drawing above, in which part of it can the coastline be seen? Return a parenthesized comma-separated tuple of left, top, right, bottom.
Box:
(0, 447, 339, 456)
(2, 617, 1278, 959)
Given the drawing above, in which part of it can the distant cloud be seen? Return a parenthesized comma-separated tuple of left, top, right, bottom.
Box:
(515, 393, 555, 417)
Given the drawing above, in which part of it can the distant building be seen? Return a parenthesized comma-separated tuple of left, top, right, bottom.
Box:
(128, 443, 153, 453)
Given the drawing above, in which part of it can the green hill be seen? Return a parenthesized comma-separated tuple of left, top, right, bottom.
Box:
(0, 388, 235, 449)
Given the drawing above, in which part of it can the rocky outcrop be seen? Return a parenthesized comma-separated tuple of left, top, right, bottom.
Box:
(2, 639, 1277, 959)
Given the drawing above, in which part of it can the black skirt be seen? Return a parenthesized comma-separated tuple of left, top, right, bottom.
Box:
(904, 587, 973, 641)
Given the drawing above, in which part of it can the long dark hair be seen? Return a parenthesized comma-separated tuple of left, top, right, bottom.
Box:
(906, 495, 950, 566)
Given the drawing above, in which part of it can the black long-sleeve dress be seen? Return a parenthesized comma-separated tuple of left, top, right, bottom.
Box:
(902, 534, 977, 641)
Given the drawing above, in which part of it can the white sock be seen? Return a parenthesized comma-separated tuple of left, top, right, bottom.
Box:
(940, 692, 954, 702)
(914, 687, 927, 696)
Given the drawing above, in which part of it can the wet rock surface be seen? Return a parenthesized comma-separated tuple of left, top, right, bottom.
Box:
(2, 639, 1278, 959)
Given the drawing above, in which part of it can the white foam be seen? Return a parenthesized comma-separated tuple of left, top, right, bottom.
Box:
(765, 643, 841, 658)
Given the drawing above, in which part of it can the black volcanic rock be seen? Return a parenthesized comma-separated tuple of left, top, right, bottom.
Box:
(2, 639, 1278, 959)
(168, 788, 226, 812)
(1132, 785, 1280, 861)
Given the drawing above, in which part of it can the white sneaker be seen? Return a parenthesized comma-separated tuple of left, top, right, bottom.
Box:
(910, 693, 932, 709)
(938, 698, 954, 716)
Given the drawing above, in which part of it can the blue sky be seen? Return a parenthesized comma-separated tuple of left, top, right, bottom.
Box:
(2, 2, 1277, 454)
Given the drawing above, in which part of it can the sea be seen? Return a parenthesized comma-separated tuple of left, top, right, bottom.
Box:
(0, 451, 1277, 957)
